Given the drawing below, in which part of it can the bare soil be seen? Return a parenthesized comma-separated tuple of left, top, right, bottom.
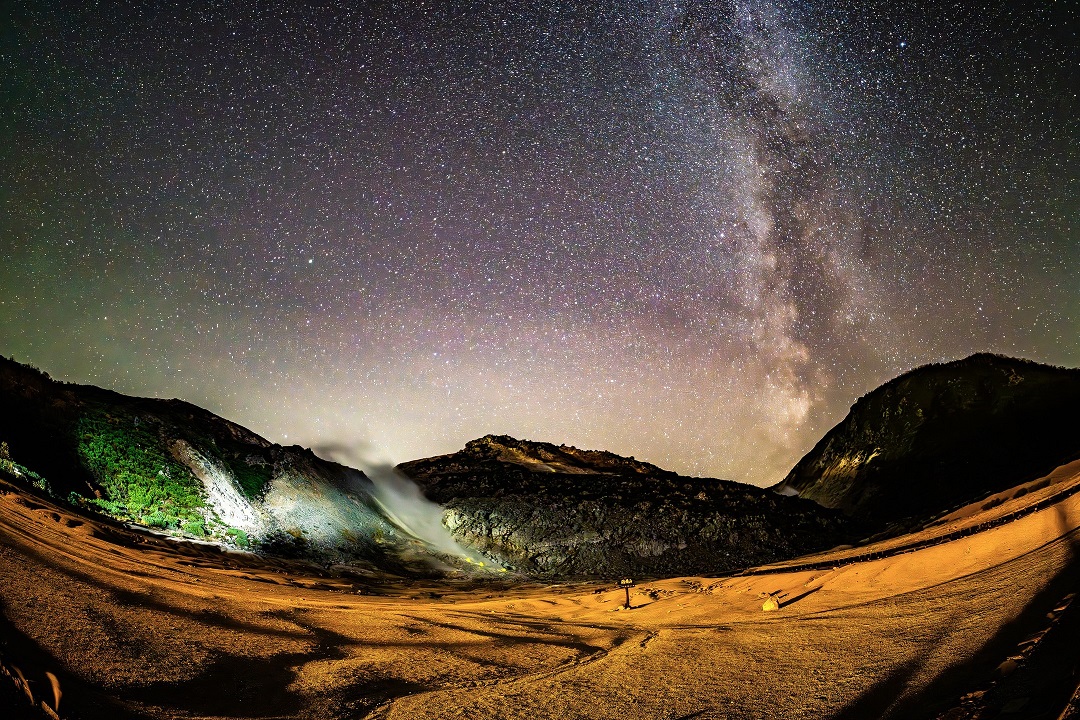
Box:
(3, 462, 1080, 719)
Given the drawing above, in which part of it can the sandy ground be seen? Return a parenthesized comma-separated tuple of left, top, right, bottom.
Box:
(2, 463, 1080, 720)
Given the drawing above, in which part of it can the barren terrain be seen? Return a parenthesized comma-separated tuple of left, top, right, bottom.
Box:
(3, 462, 1080, 719)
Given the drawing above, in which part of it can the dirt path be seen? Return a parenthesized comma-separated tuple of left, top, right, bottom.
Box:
(2, 462, 1080, 719)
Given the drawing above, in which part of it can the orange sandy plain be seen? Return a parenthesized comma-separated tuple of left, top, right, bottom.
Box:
(3, 463, 1080, 720)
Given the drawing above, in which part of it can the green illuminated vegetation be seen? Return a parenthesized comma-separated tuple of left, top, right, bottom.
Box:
(0, 441, 51, 494)
(76, 410, 207, 534)
(226, 527, 250, 548)
(229, 460, 273, 500)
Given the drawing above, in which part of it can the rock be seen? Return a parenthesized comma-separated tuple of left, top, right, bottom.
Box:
(997, 658, 1020, 677)
(398, 435, 852, 578)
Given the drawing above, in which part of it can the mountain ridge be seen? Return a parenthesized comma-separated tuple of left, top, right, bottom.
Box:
(398, 434, 850, 577)
(774, 353, 1080, 525)
(0, 355, 853, 579)
(4, 351, 1077, 580)
(0, 355, 468, 575)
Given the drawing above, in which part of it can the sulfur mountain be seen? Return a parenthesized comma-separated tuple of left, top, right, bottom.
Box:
(773, 354, 1080, 528)
(397, 435, 851, 578)
(17, 352, 1073, 580)
(0, 356, 456, 575)
(0, 356, 852, 579)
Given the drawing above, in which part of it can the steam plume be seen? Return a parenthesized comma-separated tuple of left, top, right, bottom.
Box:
(313, 441, 495, 568)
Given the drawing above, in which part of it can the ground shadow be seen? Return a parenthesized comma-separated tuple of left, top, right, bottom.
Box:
(833, 659, 922, 720)
(836, 506, 1080, 719)
(0, 597, 156, 720)
(779, 585, 822, 608)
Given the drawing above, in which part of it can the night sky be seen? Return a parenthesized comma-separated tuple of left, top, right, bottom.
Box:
(2, 1, 1077, 485)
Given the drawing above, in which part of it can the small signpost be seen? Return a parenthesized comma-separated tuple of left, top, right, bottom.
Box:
(617, 577, 635, 609)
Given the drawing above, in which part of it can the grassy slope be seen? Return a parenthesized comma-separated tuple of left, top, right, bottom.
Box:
(0, 356, 275, 543)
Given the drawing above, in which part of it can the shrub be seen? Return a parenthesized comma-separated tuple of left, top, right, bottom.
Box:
(0, 452, 53, 495)
(229, 461, 273, 500)
(183, 518, 207, 536)
(144, 511, 173, 529)
(76, 410, 206, 529)
(226, 527, 250, 548)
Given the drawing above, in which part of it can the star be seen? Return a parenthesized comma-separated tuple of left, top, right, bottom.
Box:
(0, 0, 1076, 485)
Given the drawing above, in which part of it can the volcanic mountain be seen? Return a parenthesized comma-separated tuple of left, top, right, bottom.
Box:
(774, 353, 1080, 528)
(0, 356, 849, 579)
(398, 434, 849, 577)
(0, 356, 468, 576)
(5, 352, 1079, 582)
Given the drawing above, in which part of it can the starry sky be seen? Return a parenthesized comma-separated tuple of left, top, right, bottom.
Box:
(2, 1, 1077, 485)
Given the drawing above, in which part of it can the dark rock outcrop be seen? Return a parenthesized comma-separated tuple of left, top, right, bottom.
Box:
(398, 435, 852, 578)
(774, 354, 1080, 526)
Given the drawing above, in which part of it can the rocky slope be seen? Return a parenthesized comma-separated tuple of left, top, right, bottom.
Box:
(397, 435, 851, 578)
(1, 356, 851, 579)
(0, 356, 469, 575)
(13, 352, 1073, 580)
(774, 354, 1080, 526)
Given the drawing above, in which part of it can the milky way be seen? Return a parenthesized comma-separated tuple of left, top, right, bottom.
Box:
(2, 1, 1077, 484)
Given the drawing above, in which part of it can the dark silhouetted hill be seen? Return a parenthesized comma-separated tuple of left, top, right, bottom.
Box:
(774, 354, 1080, 527)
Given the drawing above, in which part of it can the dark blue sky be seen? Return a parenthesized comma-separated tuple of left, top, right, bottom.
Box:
(2, 0, 1076, 484)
